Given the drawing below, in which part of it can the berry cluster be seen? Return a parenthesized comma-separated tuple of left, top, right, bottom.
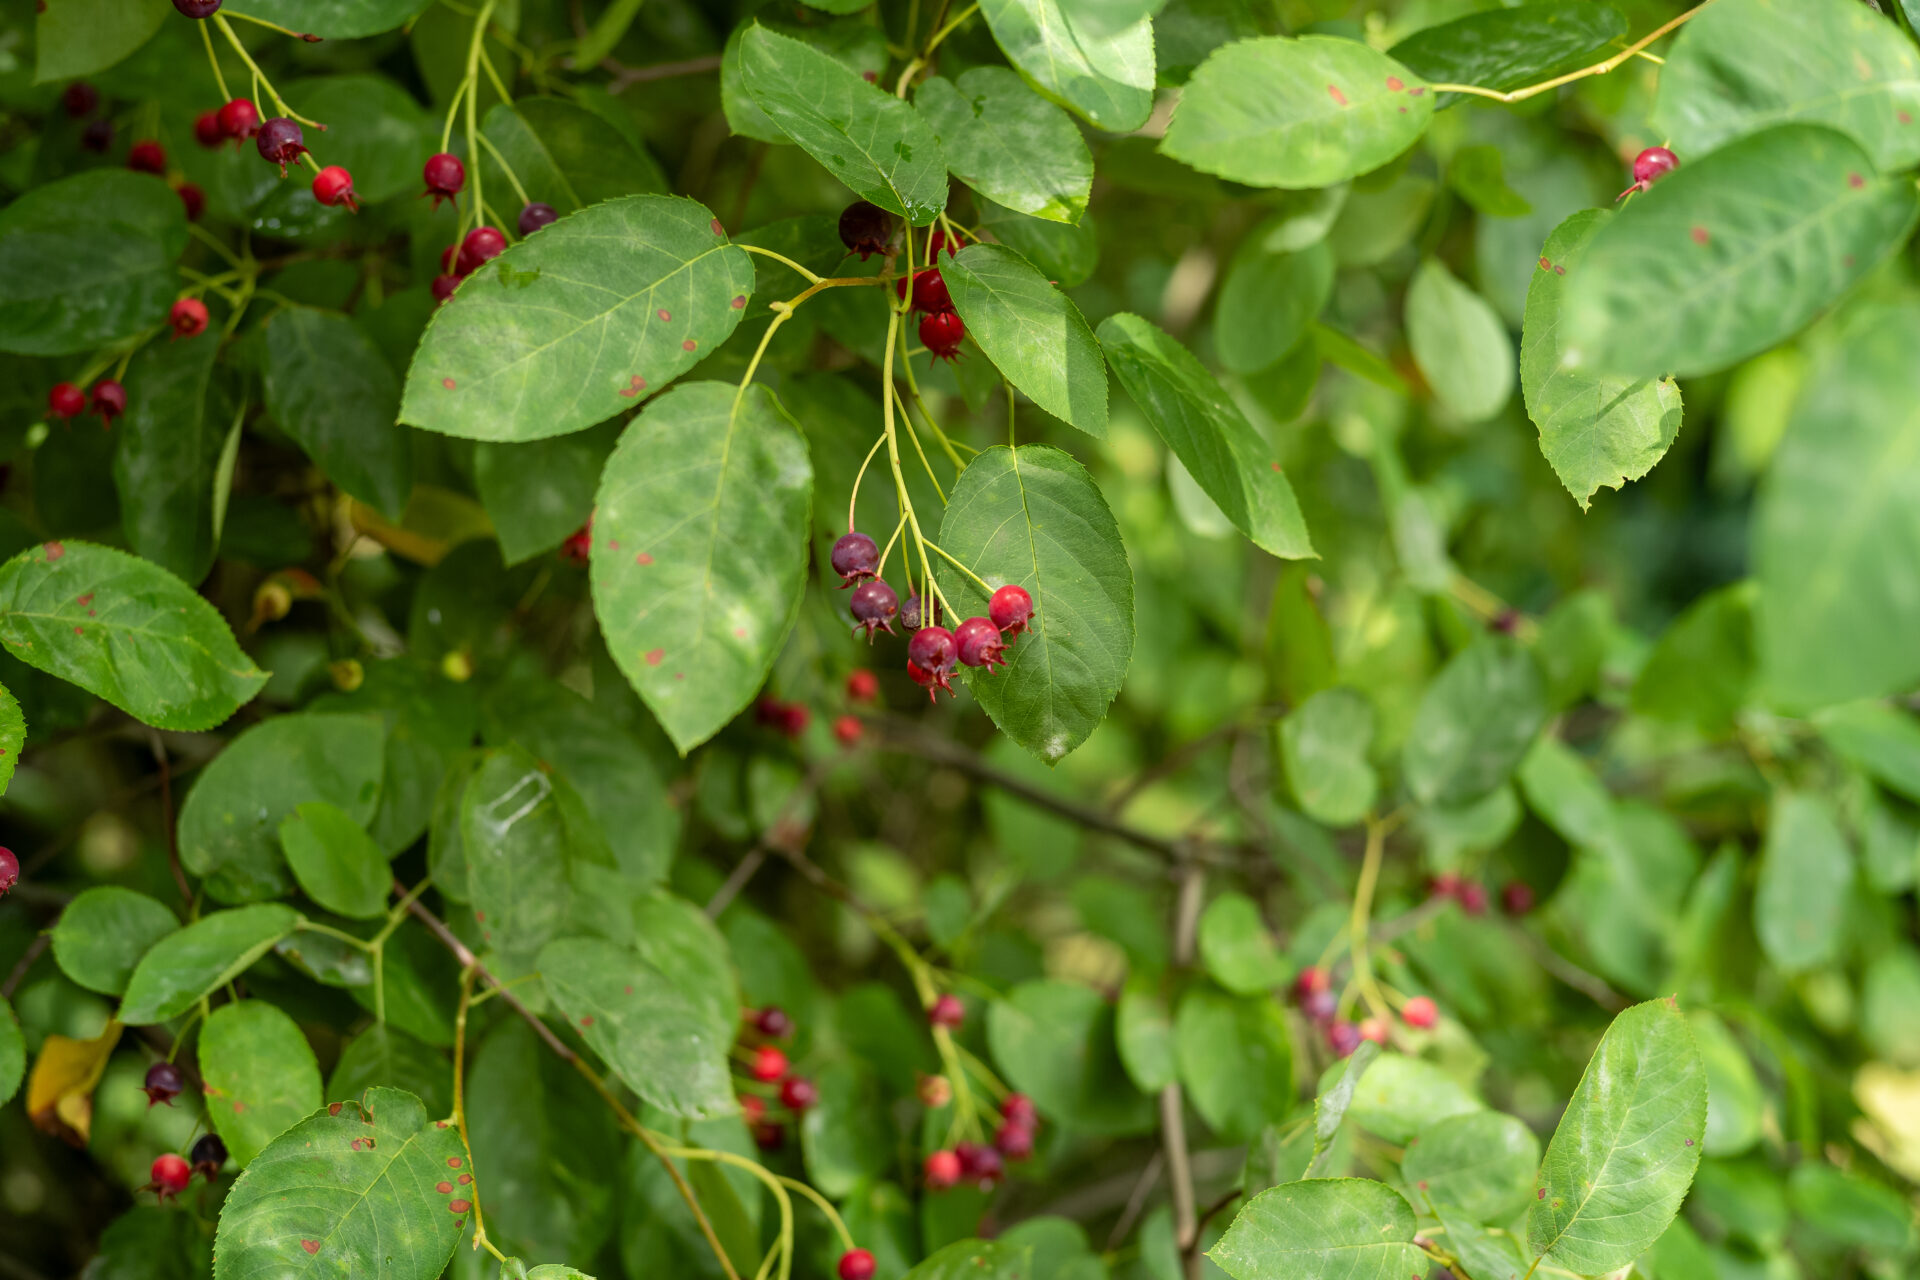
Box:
(1289, 967, 1444, 1058)
(735, 1006, 814, 1150)
(47, 379, 125, 428)
(923, 1092, 1038, 1192)
(424, 153, 558, 304)
(836, 203, 967, 360)
(140, 1134, 227, 1203)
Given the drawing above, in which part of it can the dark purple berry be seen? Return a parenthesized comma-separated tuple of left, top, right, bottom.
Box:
(954, 617, 1006, 671)
(779, 1075, 818, 1111)
(954, 1140, 1003, 1187)
(81, 119, 114, 152)
(831, 531, 880, 586)
(1326, 1020, 1361, 1057)
(173, 0, 222, 17)
(458, 226, 506, 275)
(422, 152, 465, 207)
(908, 627, 958, 700)
(63, 83, 99, 117)
(142, 1061, 185, 1107)
(519, 202, 558, 235)
(189, 1132, 228, 1179)
(1001, 1094, 1036, 1127)
(837, 200, 895, 259)
(1302, 989, 1337, 1022)
(256, 117, 306, 175)
(902, 592, 941, 631)
(850, 581, 899, 640)
(755, 1006, 793, 1038)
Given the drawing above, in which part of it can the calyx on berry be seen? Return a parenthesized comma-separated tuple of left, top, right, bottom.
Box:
(923, 1148, 962, 1191)
(0, 847, 15, 897)
(850, 581, 899, 640)
(255, 118, 306, 175)
(988, 584, 1033, 638)
(91, 380, 126, 426)
(1619, 145, 1678, 200)
(422, 152, 465, 206)
(458, 226, 507, 274)
(169, 297, 209, 340)
(838, 1248, 877, 1280)
(559, 521, 592, 565)
(519, 202, 558, 235)
(779, 1075, 818, 1111)
(142, 1061, 185, 1106)
(312, 165, 358, 211)
(831, 531, 880, 586)
(954, 617, 1007, 670)
(47, 383, 86, 419)
(144, 1153, 192, 1201)
(927, 993, 964, 1029)
(218, 98, 260, 141)
(750, 1044, 789, 1082)
(173, 0, 222, 17)
(1401, 996, 1438, 1029)
(920, 310, 965, 362)
(127, 140, 166, 175)
(907, 627, 959, 700)
(189, 1133, 228, 1180)
(837, 201, 896, 259)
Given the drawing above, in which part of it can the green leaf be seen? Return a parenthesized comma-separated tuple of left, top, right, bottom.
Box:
(1560, 124, 1919, 380)
(1389, 2, 1627, 108)
(978, 197, 1100, 287)
(1815, 701, 1920, 802)
(935, 445, 1133, 763)
(1338, 1052, 1481, 1143)
(904, 1240, 1034, 1280)
(221, 0, 431, 38)
(1212, 236, 1334, 377)
(1405, 259, 1513, 423)
(1402, 1110, 1540, 1221)
(590, 382, 812, 755)
(1197, 892, 1290, 995)
(1402, 636, 1546, 807)
(915, 68, 1092, 225)
(113, 324, 224, 582)
(1447, 145, 1532, 217)
(474, 424, 618, 565)
(462, 746, 573, 962)
(1654, 0, 1920, 173)
(0, 169, 185, 356)
(539, 936, 736, 1119)
(944, 244, 1108, 437)
(1163, 37, 1434, 189)
(0, 680, 21, 797)
(721, 19, 889, 145)
(1631, 581, 1754, 735)
(739, 25, 949, 225)
(1528, 998, 1707, 1274)
(627, 892, 740, 1039)
(402, 195, 754, 442)
(1097, 312, 1313, 557)
(35, 0, 168, 82)
(1754, 305, 1920, 711)
(50, 886, 179, 996)
(120, 904, 301, 1025)
(1755, 791, 1853, 974)
(0, 997, 23, 1108)
(327, 1025, 450, 1117)
(801, 1062, 892, 1197)
(310, 659, 478, 856)
(1174, 985, 1292, 1140)
(1209, 1178, 1428, 1280)
(1279, 687, 1378, 827)
(1522, 209, 1685, 508)
(1305, 1041, 1377, 1177)
(264, 308, 413, 520)
(178, 713, 386, 903)
(285, 75, 433, 203)
(1115, 974, 1176, 1091)
(1691, 1011, 1763, 1157)
(481, 98, 668, 215)
(199, 1000, 324, 1167)
(0, 541, 266, 732)
(978, 0, 1154, 132)
(279, 802, 391, 920)
(987, 979, 1156, 1135)
(1789, 1163, 1915, 1254)
(212, 1087, 467, 1280)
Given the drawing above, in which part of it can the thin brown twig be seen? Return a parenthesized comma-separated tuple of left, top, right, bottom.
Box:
(1, 935, 48, 1000)
(1167, 861, 1204, 1274)
(1105, 706, 1288, 815)
(604, 52, 722, 92)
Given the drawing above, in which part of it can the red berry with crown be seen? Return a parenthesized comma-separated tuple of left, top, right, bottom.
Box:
(988, 584, 1033, 639)
(47, 383, 85, 419)
(850, 581, 899, 640)
(838, 1249, 877, 1280)
(144, 1154, 192, 1201)
(91, 380, 126, 427)
(1618, 145, 1678, 199)
(422, 152, 465, 207)
(127, 140, 165, 175)
(920, 310, 965, 362)
(954, 617, 1007, 671)
(831, 531, 880, 586)
(907, 627, 958, 699)
(458, 226, 506, 275)
(256, 118, 306, 174)
(312, 165, 358, 211)
(218, 98, 260, 141)
(169, 298, 209, 340)
(838, 201, 895, 259)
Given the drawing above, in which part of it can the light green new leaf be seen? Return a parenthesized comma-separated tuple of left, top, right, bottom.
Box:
(474, 425, 619, 565)
(979, 0, 1154, 132)
(1279, 687, 1377, 827)
(739, 25, 949, 225)
(1631, 580, 1754, 735)
(264, 308, 413, 520)
(1210, 1178, 1429, 1280)
(1691, 1011, 1763, 1157)
(1097, 313, 1313, 557)
(936, 446, 1133, 763)
(402, 195, 753, 442)
(590, 382, 812, 755)
(222, 0, 432, 38)
(916, 69, 1092, 224)
(0, 997, 20, 1107)
(944, 244, 1108, 437)
(539, 937, 736, 1119)
(1755, 791, 1854, 974)
(35, 0, 168, 82)
(0, 680, 20, 797)
(200, 1001, 324, 1167)
(1115, 975, 1176, 1091)
(1213, 237, 1334, 376)
(1197, 893, 1289, 996)
(1339, 1052, 1481, 1143)
(280, 802, 391, 920)
(51, 887, 179, 997)
(987, 980, 1156, 1135)
(1655, 0, 1920, 173)
(0, 541, 266, 732)
(1403, 636, 1546, 807)
(462, 747, 573, 962)
(1163, 37, 1434, 189)
(482, 98, 668, 215)
(120, 905, 301, 1025)
(1175, 985, 1292, 1140)
(1389, 2, 1626, 108)
(1561, 124, 1919, 380)
(1406, 259, 1512, 423)
(1402, 1110, 1540, 1221)
(1528, 998, 1707, 1274)
(213, 1087, 467, 1280)
(1522, 209, 1684, 508)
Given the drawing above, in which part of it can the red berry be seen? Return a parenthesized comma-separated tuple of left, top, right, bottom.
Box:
(559, 522, 592, 565)
(194, 110, 225, 149)
(740, 1094, 767, 1125)
(0, 847, 16, 897)
(255, 118, 306, 175)
(907, 660, 934, 691)
(779, 1075, 818, 1111)
(909, 268, 952, 314)
(850, 581, 900, 641)
(431, 274, 462, 305)
(751, 1045, 788, 1082)
(145, 1153, 192, 1201)
(63, 83, 99, 117)
(755, 1006, 793, 1039)
(312, 165, 358, 212)
(920, 310, 965, 362)
(173, 0, 222, 17)
(845, 668, 879, 702)
(422, 152, 465, 207)
(1401, 996, 1438, 1029)
(189, 1132, 227, 1179)
(48, 383, 86, 419)
(907, 627, 958, 700)
(177, 183, 205, 221)
(1358, 1016, 1390, 1046)
(1501, 881, 1535, 915)
(838, 1249, 877, 1280)
(924, 1148, 962, 1191)
(954, 1141, 1002, 1186)
(458, 226, 506, 275)
(91, 379, 126, 426)
(780, 703, 809, 737)
(1000, 1093, 1036, 1127)
(1430, 872, 1462, 902)
(924, 229, 960, 261)
(833, 714, 863, 747)
(988, 584, 1033, 638)
(753, 1122, 785, 1151)
(831, 531, 880, 586)
(142, 1062, 185, 1106)
(953, 616, 1006, 671)
(1619, 145, 1679, 199)
(1326, 1020, 1361, 1057)
(218, 98, 260, 141)
(1458, 881, 1488, 916)
(168, 297, 208, 340)
(837, 201, 895, 259)
(1292, 966, 1330, 1000)
(519, 202, 558, 235)
(127, 140, 166, 175)
(1301, 989, 1337, 1022)
(927, 993, 964, 1029)
(994, 1121, 1033, 1160)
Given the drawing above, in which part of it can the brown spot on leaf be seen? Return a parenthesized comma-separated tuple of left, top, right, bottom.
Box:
(302, 1241, 320, 1255)
(734, 627, 747, 638)
(329, 1103, 343, 1116)
(73, 626, 82, 636)
(711, 219, 725, 235)
(1326, 84, 1348, 106)
(579, 1016, 594, 1027)
(77, 593, 93, 606)
(657, 308, 671, 321)
(1386, 76, 1403, 91)
(437, 1181, 453, 1193)
(449, 1199, 472, 1213)
(624, 985, 633, 994)
(1537, 1188, 1546, 1200)
(1902, 110, 1914, 124)
(1553, 266, 1565, 275)
(43, 541, 63, 560)
(682, 339, 697, 351)
(636, 552, 653, 565)
(732, 296, 746, 309)
(447, 1156, 462, 1168)
(1539, 256, 1551, 270)
(442, 378, 456, 390)
(644, 648, 664, 666)
(1409, 86, 1425, 96)
(1690, 226, 1709, 245)
(1849, 172, 1866, 188)
(674, 672, 685, 681)
(458, 1173, 472, 1185)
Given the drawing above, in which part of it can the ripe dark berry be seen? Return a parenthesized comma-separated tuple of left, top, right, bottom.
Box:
(194, 110, 225, 148)
(218, 98, 260, 141)
(994, 1121, 1033, 1160)
(82, 119, 114, 153)
(458, 226, 506, 275)
(1358, 1016, 1390, 1046)
(169, 297, 209, 340)
(907, 627, 958, 699)
(751, 1045, 789, 1082)
(1619, 145, 1678, 199)
(127, 140, 166, 175)
(954, 617, 1007, 671)
(850, 581, 899, 640)
(255, 118, 306, 175)
(177, 183, 205, 221)
(910, 268, 952, 314)
(1301, 989, 1337, 1023)
(142, 1061, 185, 1106)
(838, 1249, 877, 1280)
(48, 383, 86, 419)
(1501, 881, 1535, 916)
(1401, 996, 1437, 1029)
(837, 200, 895, 259)
(927, 993, 964, 1029)
(988, 584, 1033, 639)
(559, 522, 591, 565)
(0, 847, 16, 897)
(519, 202, 558, 235)
(753, 1121, 785, 1151)
(189, 1132, 228, 1180)
(91, 380, 126, 426)
(1001, 1093, 1036, 1128)
(902, 592, 940, 632)
(1326, 1020, 1361, 1057)
(831, 531, 880, 586)
(779, 1075, 818, 1111)
(920, 310, 965, 362)
(432, 273, 461, 304)
(63, 83, 99, 117)
(756, 698, 809, 737)
(754, 1006, 793, 1039)
(846, 668, 878, 702)
(145, 1153, 192, 1201)
(422, 152, 465, 207)
(173, 0, 222, 17)
(833, 714, 862, 746)
(312, 165, 358, 212)
(955, 1141, 1002, 1187)
(924, 1148, 962, 1191)
(1430, 872, 1461, 901)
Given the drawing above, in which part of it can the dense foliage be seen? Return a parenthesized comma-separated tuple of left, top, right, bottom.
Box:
(3, 0, 1920, 1276)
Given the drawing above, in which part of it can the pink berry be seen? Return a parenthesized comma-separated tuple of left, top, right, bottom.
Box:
(0, 847, 17, 897)
(988, 584, 1033, 638)
(1000, 1093, 1036, 1127)
(1301, 989, 1337, 1022)
(127, 140, 165, 175)
(850, 581, 899, 641)
(920, 310, 965, 362)
(1358, 1016, 1390, 1045)
(955, 1141, 1002, 1186)
(846, 669, 879, 702)
(1292, 966, 1330, 1000)
(924, 1148, 962, 1190)
(142, 1061, 185, 1106)
(194, 110, 224, 149)
(838, 1250, 877, 1280)
(519, 202, 558, 235)
(994, 1120, 1033, 1160)
(458, 227, 505, 275)
(907, 627, 958, 700)
(1618, 145, 1679, 199)
(927, 993, 964, 1029)
(91, 379, 126, 426)
(1326, 1020, 1361, 1057)
(1401, 996, 1438, 1029)
(255, 118, 306, 175)
(1458, 881, 1488, 916)
(47, 384, 85, 419)
(169, 297, 208, 340)
(833, 714, 862, 746)
(422, 152, 465, 207)
(218, 98, 260, 141)
(831, 531, 880, 586)
(312, 165, 358, 211)
(145, 1153, 192, 1200)
(751, 1045, 788, 1082)
(953, 616, 1006, 671)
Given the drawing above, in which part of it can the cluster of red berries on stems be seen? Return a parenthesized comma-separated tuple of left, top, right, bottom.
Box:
(735, 1006, 814, 1149)
(142, 1133, 227, 1202)
(1291, 965, 1443, 1056)
(1430, 872, 1488, 915)
(924, 1093, 1039, 1192)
